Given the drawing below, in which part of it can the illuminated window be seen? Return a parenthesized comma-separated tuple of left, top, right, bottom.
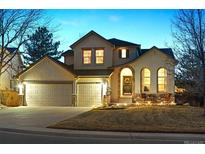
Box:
(158, 68, 167, 92)
(95, 49, 104, 64)
(141, 68, 151, 92)
(121, 49, 127, 58)
(83, 49, 91, 64)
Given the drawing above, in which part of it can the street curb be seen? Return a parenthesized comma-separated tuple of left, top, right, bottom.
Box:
(1, 126, 205, 141)
(0, 127, 132, 139)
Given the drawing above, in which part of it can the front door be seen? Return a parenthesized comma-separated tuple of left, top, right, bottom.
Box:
(123, 76, 132, 95)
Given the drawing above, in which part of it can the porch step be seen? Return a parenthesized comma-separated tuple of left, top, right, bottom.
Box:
(119, 98, 132, 103)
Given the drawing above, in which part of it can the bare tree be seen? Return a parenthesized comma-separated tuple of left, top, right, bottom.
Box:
(0, 9, 42, 87)
(172, 9, 205, 110)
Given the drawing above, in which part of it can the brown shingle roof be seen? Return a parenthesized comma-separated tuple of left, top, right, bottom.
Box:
(74, 69, 113, 76)
(61, 50, 74, 56)
(17, 55, 113, 78)
(108, 38, 140, 47)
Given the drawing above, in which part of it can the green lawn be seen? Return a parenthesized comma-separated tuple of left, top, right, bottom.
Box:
(48, 106, 205, 133)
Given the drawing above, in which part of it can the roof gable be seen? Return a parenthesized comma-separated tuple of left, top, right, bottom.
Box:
(109, 46, 177, 68)
(18, 56, 76, 79)
(70, 30, 113, 48)
(140, 46, 176, 60)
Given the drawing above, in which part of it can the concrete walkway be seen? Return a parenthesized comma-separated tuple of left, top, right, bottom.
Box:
(0, 106, 90, 128)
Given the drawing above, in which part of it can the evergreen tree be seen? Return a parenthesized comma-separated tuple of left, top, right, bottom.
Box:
(23, 27, 62, 65)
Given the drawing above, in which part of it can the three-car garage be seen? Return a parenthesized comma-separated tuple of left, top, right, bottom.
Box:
(18, 56, 105, 107)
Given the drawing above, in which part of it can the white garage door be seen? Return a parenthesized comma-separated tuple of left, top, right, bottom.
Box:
(77, 83, 102, 107)
(25, 83, 73, 106)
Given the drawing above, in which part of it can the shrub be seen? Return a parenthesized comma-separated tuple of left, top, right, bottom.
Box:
(0, 90, 21, 107)
(175, 92, 203, 107)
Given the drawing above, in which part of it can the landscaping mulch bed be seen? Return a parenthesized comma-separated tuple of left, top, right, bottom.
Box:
(48, 106, 205, 133)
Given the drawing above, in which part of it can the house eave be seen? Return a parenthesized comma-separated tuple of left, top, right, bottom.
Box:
(77, 75, 110, 78)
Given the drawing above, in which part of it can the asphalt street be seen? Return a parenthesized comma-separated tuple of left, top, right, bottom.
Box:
(0, 130, 204, 144)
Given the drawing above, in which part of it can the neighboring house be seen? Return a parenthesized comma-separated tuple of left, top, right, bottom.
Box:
(17, 30, 177, 107)
(0, 48, 23, 90)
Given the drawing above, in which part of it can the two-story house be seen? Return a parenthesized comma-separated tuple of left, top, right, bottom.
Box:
(17, 30, 177, 107)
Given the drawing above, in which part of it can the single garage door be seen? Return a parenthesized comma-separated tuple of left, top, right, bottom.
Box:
(77, 83, 102, 107)
(25, 83, 73, 106)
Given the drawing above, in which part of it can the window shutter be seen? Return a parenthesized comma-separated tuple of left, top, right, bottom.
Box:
(119, 49, 122, 58)
(126, 49, 129, 58)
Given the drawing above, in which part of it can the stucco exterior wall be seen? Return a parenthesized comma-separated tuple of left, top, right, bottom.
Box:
(19, 57, 75, 82)
(113, 46, 139, 66)
(130, 48, 175, 94)
(64, 55, 74, 65)
(110, 67, 120, 102)
(73, 34, 113, 70)
(110, 48, 175, 102)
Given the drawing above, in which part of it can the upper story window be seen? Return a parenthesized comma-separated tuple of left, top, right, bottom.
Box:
(83, 49, 92, 64)
(121, 49, 127, 58)
(119, 48, 129, 59)
(95, 49, 104, 64)
(158, 68, 167, 92)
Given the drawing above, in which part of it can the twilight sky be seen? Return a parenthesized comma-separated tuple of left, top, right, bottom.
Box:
(45, 9, 177, 51)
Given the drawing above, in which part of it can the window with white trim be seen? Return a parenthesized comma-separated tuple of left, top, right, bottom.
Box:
(158, 68, 167, 92)
(121, 49, 127, 58)
(95, 49, 104, 64)
(141, 68, 151, 92)
(83, 49, 92, 64)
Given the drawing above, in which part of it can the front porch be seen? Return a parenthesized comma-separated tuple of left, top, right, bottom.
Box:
(109, 65, 175, 106)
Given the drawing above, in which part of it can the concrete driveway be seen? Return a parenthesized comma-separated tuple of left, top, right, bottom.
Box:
(0, 107, 91, 128)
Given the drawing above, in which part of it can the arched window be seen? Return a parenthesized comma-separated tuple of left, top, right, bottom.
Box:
(158, 68, 167, 92)
(141, 68, 151, 92)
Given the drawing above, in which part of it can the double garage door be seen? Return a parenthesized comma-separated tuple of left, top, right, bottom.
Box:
(25, 83, 73, 106)
(25, 82, 103, 107)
